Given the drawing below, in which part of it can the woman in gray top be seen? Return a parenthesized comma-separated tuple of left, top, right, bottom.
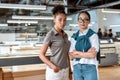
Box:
(39, 5, 72, 80)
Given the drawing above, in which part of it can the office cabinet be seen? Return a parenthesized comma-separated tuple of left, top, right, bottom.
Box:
(100, 43, 118, 66)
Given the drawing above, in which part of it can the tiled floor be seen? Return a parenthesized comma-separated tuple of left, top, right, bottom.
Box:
(99, 65, 120, 80)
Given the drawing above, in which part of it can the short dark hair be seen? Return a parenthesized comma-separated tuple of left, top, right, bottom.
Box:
(52, 5, 66, 16)
(78, 11, 91, 20)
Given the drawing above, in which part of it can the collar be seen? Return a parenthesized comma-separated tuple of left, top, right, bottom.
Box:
(52, 28, 58, 35)
(52, 28, 66, 36)
(79, 28, 89, 36)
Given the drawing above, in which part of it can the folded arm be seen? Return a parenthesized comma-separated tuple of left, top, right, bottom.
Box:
(69, 47, 97, 59)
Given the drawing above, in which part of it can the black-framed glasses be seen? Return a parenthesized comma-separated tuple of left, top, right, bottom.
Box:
(78, 18, 90, 23)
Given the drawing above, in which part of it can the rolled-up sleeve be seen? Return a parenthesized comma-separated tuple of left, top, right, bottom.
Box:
(43, 32, 52, 46)
(90, 34, 99, 52)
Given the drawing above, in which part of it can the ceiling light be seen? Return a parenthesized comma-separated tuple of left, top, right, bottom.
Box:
(91, 22, 95, 24)
(69, 24, 78, 27)
(12, 16, 52, 20)
(88, 24, 93, 26)
(103, 17, 107, 20)
(67, 17, 72, 20)
(0, 3, 46, 10)
(69, 23, 94, 27)
(102, 9, 120, 13)
(7, 20, 38, 24)
(110, 25, 120, 27)
(12, 15, 72, 20)
(0, 24, 8, 26)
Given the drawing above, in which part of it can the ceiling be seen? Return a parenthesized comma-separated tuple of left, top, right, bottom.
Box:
(68, 0, 120, 13)
(0, 0, 120, 26)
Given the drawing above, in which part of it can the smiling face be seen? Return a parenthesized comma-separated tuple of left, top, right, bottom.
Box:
(78, 12, 90, 31)
(54, 13, 66, 30)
